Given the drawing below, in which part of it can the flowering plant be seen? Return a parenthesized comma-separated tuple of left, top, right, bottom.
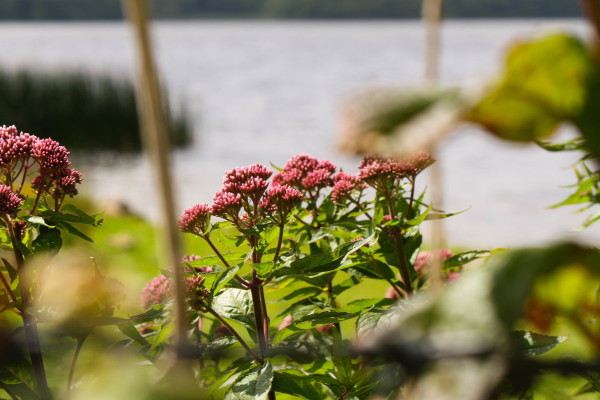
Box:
(0, 125, 105, 400)
(131, 151, 487, 399)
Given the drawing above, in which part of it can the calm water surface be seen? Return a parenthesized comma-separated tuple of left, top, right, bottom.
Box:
(0, 20, 596, 247)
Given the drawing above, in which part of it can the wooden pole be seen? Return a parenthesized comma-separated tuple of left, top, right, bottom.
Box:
(422, 0, 445, 289)
(122, 0, 189, 356)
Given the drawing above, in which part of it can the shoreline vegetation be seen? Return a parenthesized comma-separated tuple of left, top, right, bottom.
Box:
(0, 0, 582, 21)
(0, 68, 192, 152)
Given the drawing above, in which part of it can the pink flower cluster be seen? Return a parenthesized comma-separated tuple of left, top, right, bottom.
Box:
(181, 160, 310, 232)
(331, 172, 366, 204)
(0, 125, 82, 209)
(178, 203, 210, 235)
(0, 185, 23, 215)
(272, 154, 337, 194)
(358, 152, 436, 190)
(259, 185, 304, 222)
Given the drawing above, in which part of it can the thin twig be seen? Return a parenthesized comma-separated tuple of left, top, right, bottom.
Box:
(67, 336, 86, 393)
(0, 379, 19, 400)
(0, 270, 18, 305)
(272, 223, 285, 263)
(203, 235, 251, 288)
(207, 309, 262, 364)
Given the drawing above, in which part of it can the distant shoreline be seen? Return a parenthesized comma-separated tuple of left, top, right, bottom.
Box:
(0, 16, 586, 23)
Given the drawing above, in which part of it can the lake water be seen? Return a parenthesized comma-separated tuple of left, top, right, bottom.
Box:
(0, 19, 597, 248)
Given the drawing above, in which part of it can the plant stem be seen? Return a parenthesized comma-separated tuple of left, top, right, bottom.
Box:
(3, 215, 51, 400)
(0, 379, 19, 400)
(0, 270, 18, 305)
(272, 222, 285, 263)
(250, 271, 267, 359)
(406, 178, 416, 220)
(368, 258, 406, 299)
(203, 235, 251, 288)
(394, 234, 414, 295)
(67, 336, 86, 393)
(207, 309, 262, 364)
(30, 188, 43, 215)
(383, 196, 414, 294)
(258, 285, 270, 349)
(327, 278, 342, 334)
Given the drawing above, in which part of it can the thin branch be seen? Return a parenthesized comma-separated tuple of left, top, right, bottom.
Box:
(67, 336, 87, 393)
(207, 309, 262, 364)
(0, 379, 19, 400)
(272, 222, 285, 263)
(203, 235, 251, 288)
(0, 270, 18, 305)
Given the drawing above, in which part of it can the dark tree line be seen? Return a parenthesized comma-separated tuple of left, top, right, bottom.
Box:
(0, 0, 582, 20)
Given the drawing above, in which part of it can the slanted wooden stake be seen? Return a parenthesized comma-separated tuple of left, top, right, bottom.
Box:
(122, 0, 189, 356)
(422, 0, 445, 289)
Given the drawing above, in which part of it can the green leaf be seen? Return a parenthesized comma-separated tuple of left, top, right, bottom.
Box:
(536, 137, 588, 152)
(196, 337, 237, 359)
(273, 286, 322, 303)
(253, 261, 275, 280)
(282, 233, 376, 278)
(469, 33, 593, 142)
(186, 253, 245, 269)
(572, 382, 597, 396)
(578, 371, 600, 393)
(118, 321, 149, 348)
(54, 221, 93, 242)
(150, 323, 174, 352)
(444, 250, 491, 269)
(41, 206, 103, 226)
(292, 310, 362, 330)
(406, 203, 433, 226)
(425, 207, 469, 221)
(212, 264, 243, 295)
(511, 330, 567, 357)
(338, 298, 394, 314)
(130, 305, 165, 323)
(332, 276, 361, 296)
(272, 372, 321, 400)
(21, 215, 54, 228)
(225, 361, 273, 400)
(31, 226, 62, 255)
(212, 289, 256, 335)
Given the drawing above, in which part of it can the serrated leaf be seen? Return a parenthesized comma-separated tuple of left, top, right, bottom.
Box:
(225, 361, 273, 400)
(511, 330, 566, 357)
(212, 289, 256, 335)
(253, 261, 275, 280)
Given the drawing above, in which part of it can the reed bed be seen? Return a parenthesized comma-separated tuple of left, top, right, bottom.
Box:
(0, 68, 191, 151)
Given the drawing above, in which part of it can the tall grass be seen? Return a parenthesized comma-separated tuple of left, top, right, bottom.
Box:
(0, 68, 192, 152)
